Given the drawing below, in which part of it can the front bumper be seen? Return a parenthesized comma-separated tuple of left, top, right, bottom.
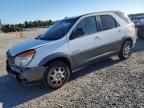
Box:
(6, 60, 47, 84)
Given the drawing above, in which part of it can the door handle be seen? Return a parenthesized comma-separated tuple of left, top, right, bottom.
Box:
(72, 50, 81, 54)
(118, 30, 122, 32)
(94, 36, 100, 40)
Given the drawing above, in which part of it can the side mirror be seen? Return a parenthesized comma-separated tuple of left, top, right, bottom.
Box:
(70, 28, 84, 40)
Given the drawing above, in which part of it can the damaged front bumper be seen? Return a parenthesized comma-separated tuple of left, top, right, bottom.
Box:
(6, 60, 47, 84)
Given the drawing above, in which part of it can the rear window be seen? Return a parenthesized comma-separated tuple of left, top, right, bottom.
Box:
(114, 11, 131, 24)
(100, 15, 118, 30)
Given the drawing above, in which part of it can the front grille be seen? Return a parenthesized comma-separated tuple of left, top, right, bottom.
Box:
(7, 51, 15, 64)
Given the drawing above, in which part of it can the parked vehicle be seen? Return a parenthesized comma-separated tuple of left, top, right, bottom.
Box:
(129, 15, 144, 39)
(137, 26, 144, 39)
(6, 11, 136, 89)
(131, 16, 144, 27)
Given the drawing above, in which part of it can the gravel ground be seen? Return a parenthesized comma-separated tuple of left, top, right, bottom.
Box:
(0, 29, 144, 108)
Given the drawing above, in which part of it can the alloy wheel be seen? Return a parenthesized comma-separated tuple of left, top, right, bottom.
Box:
(123, 41, 132, 58)
(47, 67, 66, 87)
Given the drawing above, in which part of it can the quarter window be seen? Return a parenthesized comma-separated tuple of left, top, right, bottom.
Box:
(100, 15, 118, 30)
(115, 11, 131, 24)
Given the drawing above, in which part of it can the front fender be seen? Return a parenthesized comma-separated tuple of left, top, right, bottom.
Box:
(39, 53, 72, 66)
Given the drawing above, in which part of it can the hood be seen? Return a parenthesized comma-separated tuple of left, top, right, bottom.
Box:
(9, 39, 51, 56)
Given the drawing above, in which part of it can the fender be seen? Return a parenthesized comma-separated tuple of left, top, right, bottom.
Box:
(39, 52, 72, 67)
(122, 36, 133, 45)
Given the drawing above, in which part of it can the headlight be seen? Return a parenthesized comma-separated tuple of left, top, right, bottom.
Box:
(15, 49, 36, 67)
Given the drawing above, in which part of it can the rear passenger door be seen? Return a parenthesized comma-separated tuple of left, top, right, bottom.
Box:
(98, 15, 124, 54)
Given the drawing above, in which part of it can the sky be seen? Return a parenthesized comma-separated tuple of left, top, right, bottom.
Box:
(0, 0, 144, 24)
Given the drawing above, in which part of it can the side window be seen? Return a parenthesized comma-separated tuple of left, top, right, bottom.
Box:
(70, 16, 97, 40)
(100, 15, 118, 30)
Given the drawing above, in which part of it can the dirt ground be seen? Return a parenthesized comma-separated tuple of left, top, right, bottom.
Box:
(0, 29, 144, 108)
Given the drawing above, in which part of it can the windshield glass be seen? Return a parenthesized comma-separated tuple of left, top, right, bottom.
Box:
(39, 17, 79, 40)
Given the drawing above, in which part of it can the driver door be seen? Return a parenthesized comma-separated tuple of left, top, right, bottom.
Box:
(68, 16, 102, 68)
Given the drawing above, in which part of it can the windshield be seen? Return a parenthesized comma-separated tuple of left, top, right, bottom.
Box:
(39, 17, 79, 40)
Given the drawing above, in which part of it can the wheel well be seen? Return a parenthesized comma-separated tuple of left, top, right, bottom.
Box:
(124, 38, 133, 46)
(43, 57, 71, 71)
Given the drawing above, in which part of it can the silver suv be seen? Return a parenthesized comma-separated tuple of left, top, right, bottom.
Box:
(6, 11, 136, 89)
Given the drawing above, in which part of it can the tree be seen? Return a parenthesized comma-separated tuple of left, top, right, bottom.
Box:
(24, 21, 29, 28)
(1, 24, 10, 33)
(10, 25, 16, 32)
(1, 19, 54, 33)
(0, 19, 2, 29)
(15, 24, 23, 31)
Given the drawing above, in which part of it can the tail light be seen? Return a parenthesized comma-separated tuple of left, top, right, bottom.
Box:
(131, 23, 136, 29)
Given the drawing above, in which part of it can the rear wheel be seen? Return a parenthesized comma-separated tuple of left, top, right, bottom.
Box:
(43, 61, 70, 89)
(118, 40, 132, 60)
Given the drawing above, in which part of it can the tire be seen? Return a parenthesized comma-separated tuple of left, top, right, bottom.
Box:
(43, 61, 70, 89)
(118, 40, 132, 60)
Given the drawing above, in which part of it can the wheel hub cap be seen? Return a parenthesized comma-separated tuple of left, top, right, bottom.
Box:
(48, 67, 66, 86)
(123, 42, 131, 58)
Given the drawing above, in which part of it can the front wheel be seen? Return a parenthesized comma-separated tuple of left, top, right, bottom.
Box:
(43, 61, 70, 89)
(118, 40, 132, 60)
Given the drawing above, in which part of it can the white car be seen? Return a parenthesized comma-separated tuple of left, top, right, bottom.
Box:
(7, 11, 137, 89)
